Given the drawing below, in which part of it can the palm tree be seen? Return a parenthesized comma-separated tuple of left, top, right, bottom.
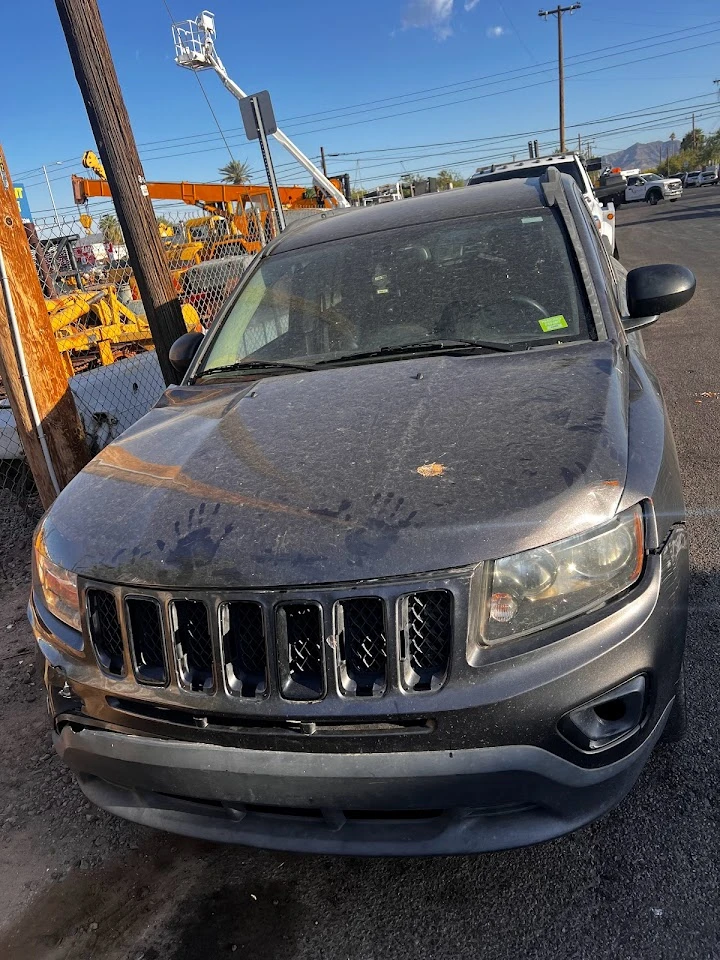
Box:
(218, 159, 252, 184)
(98, 213, 123, 245)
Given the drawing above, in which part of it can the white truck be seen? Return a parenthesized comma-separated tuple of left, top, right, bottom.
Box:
(597, 171, 683, 207)
(468, 153, 617, 255)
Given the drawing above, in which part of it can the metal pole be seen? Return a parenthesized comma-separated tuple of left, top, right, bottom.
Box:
(320, 146, 328, 177)
(692, 112, 696, 150)
(42, 164, 60, 227)
(251, 96, 286, 233)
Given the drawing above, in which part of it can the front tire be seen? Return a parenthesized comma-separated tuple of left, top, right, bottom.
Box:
(647, 190, 661, 205)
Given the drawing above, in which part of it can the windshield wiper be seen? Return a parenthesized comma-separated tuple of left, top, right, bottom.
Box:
(193, 359, 320, 381)
(320, 338, 518, 365)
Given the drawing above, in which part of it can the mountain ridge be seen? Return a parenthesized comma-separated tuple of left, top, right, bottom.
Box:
(602, 140, 678, 171)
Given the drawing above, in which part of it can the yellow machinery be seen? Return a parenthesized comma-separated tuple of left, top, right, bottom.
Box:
(46, 286, 200, 369)
(75, 157, 349, 260)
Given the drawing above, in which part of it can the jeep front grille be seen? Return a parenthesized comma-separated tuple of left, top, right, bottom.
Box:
(337, 598, 387, 696)
(126, 597, 166, 685)
(171, 600, 213, 692)
(82, 579, 460, 703)
(277, 602, 324, 700)
(220, 601, 266, 698)
(403, 590, 453, 692)
(87, 589, 124, 676)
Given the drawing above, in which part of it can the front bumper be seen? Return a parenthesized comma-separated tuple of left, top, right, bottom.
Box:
(58, 704, 671, 855)
(33, 528, 688, 855)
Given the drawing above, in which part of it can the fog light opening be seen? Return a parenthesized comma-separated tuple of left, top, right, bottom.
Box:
(558, 675, 647, 752)
(594, 699, 627, 723)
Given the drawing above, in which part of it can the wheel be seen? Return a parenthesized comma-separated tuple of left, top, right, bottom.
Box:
(669, 198, 678, 203)
(647, 190, 661, 205)
(662, 663, 687, 742)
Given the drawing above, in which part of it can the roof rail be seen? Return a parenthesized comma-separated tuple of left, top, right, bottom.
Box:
(540, 165, 561, 205)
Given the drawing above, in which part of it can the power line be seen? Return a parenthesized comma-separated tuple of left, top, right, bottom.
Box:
(14, 18, 720, 185)
(278, 37, 720, 140)
(67, 18, 720, 160)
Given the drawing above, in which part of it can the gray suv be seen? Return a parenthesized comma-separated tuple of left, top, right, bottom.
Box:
(31, 171, 695, 855)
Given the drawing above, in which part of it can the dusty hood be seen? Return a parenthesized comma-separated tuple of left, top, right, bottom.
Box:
(45, 340, 629, 588)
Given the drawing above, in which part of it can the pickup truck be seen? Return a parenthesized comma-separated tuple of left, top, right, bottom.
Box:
(468, 153, 616, 255)
(596, 171, 682, 207)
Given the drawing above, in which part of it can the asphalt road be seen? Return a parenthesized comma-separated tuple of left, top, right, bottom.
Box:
(2, 187, 719, 960)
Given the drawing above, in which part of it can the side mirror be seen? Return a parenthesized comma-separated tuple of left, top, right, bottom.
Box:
(624, 264, 696, 331)
(169, 332, 204, 377)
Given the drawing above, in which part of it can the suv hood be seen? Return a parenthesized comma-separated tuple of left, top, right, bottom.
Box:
(45, 340, 629, 588)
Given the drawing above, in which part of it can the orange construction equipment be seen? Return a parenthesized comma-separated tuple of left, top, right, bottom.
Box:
(72, 175, 346, 211)
(73, 175, 345, 256)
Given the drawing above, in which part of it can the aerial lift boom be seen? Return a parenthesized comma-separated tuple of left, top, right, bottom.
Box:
(171, 11, 351, 208)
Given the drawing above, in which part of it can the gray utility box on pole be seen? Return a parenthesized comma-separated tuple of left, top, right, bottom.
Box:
(239, 90, 286, 232)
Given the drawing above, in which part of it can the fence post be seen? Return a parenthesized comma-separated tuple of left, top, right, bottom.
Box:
(0, 146, 89, 508)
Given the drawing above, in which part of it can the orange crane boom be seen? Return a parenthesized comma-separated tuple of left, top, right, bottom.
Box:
(72, 175, 346, 209)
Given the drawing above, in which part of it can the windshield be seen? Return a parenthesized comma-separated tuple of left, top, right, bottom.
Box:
(643, 173, 662, 181)
(198, 209, 593, 374)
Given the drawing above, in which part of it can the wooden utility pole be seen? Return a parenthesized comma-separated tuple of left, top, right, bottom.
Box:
(320, 147, 328, 177)
(54, 0, 187, 385)
(0, 147, 88, 507)
(692, 112, 696, 150)
(539, 4, 581, 153)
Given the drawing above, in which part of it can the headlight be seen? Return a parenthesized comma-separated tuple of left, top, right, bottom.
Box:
(33, 528, 81, 632)
(482, 505, 644, 645)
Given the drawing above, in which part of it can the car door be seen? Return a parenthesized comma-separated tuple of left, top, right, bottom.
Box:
(625, 176, 646, 202)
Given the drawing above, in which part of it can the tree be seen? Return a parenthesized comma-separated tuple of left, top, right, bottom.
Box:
(98, 213, 123, 245)
(218, 159, 253, 184)
(436, 169, 465, 190)
(680, 128, 705, 152)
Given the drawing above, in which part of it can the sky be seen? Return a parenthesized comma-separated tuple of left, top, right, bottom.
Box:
(2, 0, 719, 222)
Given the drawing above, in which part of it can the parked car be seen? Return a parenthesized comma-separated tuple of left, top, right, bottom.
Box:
(32, 171, 695, 856)
(685, 171, 702, 187)
(700, 166, 718, 186)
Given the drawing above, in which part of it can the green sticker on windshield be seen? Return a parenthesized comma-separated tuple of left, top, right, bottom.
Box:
(539, 315, 568, 332)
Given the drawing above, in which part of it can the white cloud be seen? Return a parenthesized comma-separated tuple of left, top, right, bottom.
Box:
(486, 24, 505, 37)
(402, 0, 454, 39)
(464, 0, 481, 10)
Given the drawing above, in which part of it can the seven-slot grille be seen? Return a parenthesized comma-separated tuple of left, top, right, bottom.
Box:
(84, 584, 454, 701)
(87, 589, 124, 676)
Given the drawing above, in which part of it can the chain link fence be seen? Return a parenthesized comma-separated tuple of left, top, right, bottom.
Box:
(0, 200, 332, 569)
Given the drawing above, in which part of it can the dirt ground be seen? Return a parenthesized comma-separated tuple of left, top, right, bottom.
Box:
(0, 505, 342, 960)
